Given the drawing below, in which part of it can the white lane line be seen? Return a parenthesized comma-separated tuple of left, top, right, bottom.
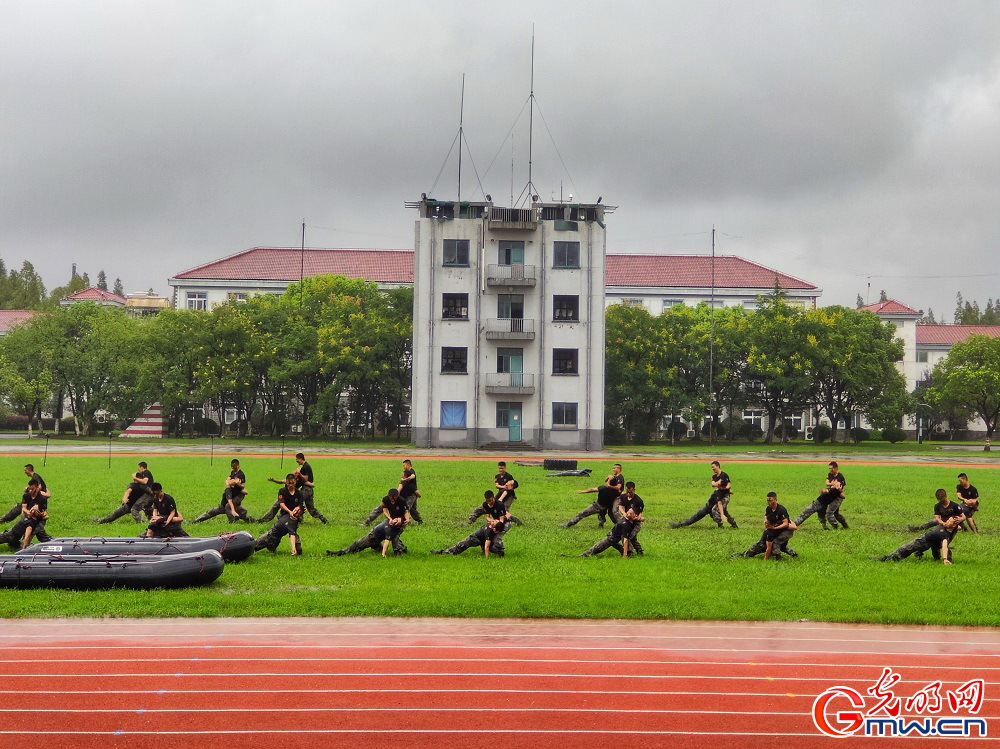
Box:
(6, 620, 996, 636)
(8, 656, 999, 672)
(8, 672, 1000, 686)
(0, 729, 991, 739)
(1, 644, 995, 658)
(8, 707, 806, 715)
(7, 687, 998, 704)
(2, 632, 998, 646)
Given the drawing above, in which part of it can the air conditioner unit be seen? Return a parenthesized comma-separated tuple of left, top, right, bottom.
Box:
(290, 424, 302, 433)
(805, 427, 814, 440)
(687, 428, 697, 438)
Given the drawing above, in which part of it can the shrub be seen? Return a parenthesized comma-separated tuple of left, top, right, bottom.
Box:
(746, 424, 764, 442)
(721, 417, 750, 441)
(701, 420, 722, 439)
(195, 417, 218, 437)
(868, 428, 882, 441)
(664, 421, 688, 441)
(813, 423, 832, 443)
(777, 424, 799, 440)
(882, 426, 907, 443)
(850, 427, 870, 443)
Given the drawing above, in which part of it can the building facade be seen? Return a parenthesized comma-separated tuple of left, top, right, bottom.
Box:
(409, 198, 606, 450)
(605, 254, 821, 311)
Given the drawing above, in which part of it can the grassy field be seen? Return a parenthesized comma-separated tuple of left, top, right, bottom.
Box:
(1, 454, 997, 625)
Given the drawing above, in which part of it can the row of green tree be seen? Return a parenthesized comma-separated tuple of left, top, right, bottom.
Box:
(606, 294, 911, 443)
(607, 293, 1000, 447)
(0, 259, 124, 311)
(0, 276, 412, 438)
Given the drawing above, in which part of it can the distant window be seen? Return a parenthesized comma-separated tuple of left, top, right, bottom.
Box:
(553, 402, 578, 428)
(186, 292, 207, 311)
(743, 409, 765, 429)
(499, 240, 525, 265)
(498, 294, 524, 319)
(622, 298, 644, 307)
(443, 239, 470, 267)
(553, 295, 579, 321)
(553, 241, 580, 268)
(552, 348, 579, 375)
(442, 293, 469, 320)
(662, 299, 683, 311)
(440, 401, 467, 429)
(441, 347, 467, 373)
(916, 351, 929, 363)
(743, 300, 758, 311)
(497, 348, 523, 374)
(229, 292, 247, 303)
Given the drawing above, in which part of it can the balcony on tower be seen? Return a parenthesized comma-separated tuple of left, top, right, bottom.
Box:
(486, 263, 537, 287)
(484, 372, 535, 395)
(485, 317, 536, 340)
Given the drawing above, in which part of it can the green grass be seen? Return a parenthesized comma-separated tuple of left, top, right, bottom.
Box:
(2, 455, 998, 625)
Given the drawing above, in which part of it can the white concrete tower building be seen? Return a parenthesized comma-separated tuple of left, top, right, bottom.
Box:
(410, 197, 607, 449)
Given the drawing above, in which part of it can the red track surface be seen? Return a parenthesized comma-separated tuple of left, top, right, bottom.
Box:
(1, 618, 996, 748)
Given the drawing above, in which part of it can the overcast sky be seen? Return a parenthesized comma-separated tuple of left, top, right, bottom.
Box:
(2, 0, 998, 318)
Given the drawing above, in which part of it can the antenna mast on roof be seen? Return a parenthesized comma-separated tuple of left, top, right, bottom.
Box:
(526, 26, 538, 204)
(457, 74, 465, 202)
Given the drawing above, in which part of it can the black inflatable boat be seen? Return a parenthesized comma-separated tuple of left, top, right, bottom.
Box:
(20, 531, 254, 562)
(0, 549, 224, 589)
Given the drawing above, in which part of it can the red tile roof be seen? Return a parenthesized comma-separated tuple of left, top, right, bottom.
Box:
(917, 325, 1000, 346)
(605, 254, 817, 290)
(0, 309, 38, 332)
(63, 287, 127, 304)
(857, 299, 921, 316)
(171, 248, 414, 284)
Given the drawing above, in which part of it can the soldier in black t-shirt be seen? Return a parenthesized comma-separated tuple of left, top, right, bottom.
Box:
(578, 482, 645, 557)
(254, 474, 304, 555)
(734, 493, 798, 561)
(794, 464, 845, 530)
(0, 478, 52, 549)
(330, 489, 412, 557)
(822, 462, 849, 529)
(561, 464, 625, 529)
(671, 461, 737, 529)
(363, 459, 423, 526)
(143, 483, 189, 538)
(192, 459, 255, 523)
(468, 462, 521, 525)
(909, 474, 981, 534)
(879, 514, 963, 565)
(96, 461, 154, 524)
(432, 491, 511, 557)
(260, 453, 328, 524)
(561, 485, 623, 529)
(0, 464, 47, 524)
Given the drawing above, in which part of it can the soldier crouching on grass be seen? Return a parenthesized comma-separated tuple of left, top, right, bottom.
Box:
(670, 460, 737, 530)
(561, 467, 624, 529)
(0, 478, 53, 549)
(733, 492, 798, 561)
(576, 481, 644, 558)
(878, 514, 964, 566)
(431, 490, 511, 558)
(328, 489, 410, 558)
(910, 473, 981, 535)
(253, 474, 303, 556)
(95, 461, 155, 524)
(143, 483, 189, 538)
(191, 459, 255, 524)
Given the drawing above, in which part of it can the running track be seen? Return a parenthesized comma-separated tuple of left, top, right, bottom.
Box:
(2, 618, 996, 748)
